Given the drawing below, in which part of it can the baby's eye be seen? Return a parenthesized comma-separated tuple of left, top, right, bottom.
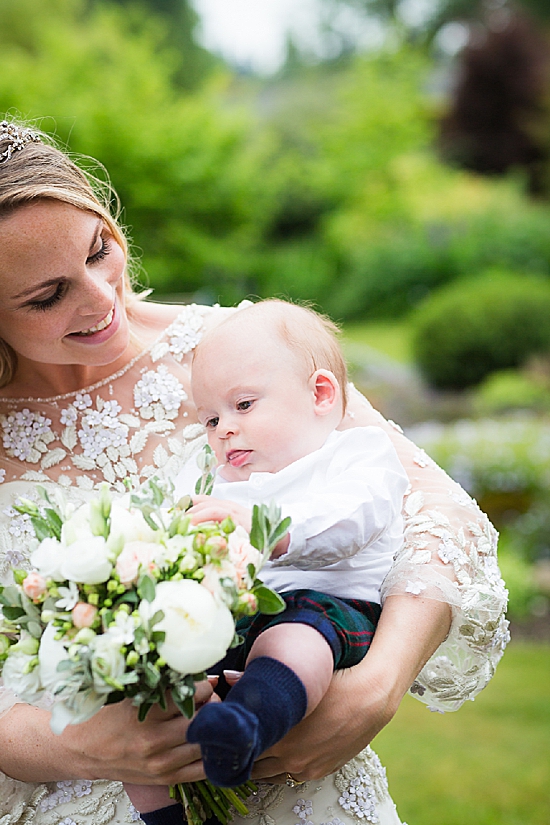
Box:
(205, 416, 219, 429)
(237, 400, 253, 411)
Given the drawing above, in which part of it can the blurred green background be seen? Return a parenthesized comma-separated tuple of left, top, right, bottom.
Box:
(1, 0, 549, 819)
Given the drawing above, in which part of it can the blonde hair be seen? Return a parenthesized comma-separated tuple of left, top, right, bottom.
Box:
(0, 119, 141, 388)
(199, 298, 349, 411)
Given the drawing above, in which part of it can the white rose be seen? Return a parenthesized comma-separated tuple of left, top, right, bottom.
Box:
(107, 503, 159, 554)
(91, 632, 127, 693)
(60, 536, 113, 584)
(38, 624, 107, 734)
(61, 502, 94, 545)
(2, 646, 43, 703)
(30, 537, 69, 582)
(149, 580, 235, 674)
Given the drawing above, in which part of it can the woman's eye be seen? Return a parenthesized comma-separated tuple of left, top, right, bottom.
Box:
(27, 282, 67, 312)
(87, 237, 112, 265)
(205, 417, 219, 429)
(237, 400, 253, 411)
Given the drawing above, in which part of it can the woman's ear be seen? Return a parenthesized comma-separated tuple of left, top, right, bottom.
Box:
(311, 369, 340, 416)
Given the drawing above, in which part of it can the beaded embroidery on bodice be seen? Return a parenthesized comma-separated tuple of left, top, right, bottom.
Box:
(0, 303, 208, 492)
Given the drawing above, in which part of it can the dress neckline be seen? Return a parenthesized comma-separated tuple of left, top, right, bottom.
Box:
(0, 306, 190, 406)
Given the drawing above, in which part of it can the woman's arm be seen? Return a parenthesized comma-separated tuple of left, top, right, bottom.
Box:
(0, 684, 212, 785)
(252, 594, 451, 782)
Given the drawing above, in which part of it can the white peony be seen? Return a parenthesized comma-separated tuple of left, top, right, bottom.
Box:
(60, 536, 113, 584)
(30, 537, 70, 582)
(2, 639, 43, 704)
(147, 580, 235, 674)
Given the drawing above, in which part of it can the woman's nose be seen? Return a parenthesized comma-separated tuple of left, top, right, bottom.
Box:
(78, 272, 115, 315)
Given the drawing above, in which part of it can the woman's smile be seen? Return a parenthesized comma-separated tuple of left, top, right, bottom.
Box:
(66, 301, 121, 344)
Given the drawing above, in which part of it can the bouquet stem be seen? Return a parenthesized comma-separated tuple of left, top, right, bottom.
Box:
(171, 780, 257, 825)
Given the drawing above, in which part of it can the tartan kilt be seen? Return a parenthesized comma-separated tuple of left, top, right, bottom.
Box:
(233, 588, 381, 670)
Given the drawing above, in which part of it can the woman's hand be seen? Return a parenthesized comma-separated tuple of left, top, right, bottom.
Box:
(0, 680, 215, 786)
(250, 663, 393, 783)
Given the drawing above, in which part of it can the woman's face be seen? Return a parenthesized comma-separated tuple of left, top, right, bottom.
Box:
(0, 200, 130, 369)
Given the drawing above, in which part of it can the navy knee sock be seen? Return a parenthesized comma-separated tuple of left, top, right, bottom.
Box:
(139, 803, 183, 825)
(187, 656, 308, 787)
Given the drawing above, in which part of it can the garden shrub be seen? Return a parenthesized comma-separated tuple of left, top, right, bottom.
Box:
(472, 368, 550, 416)
(411, 272, 550, 389)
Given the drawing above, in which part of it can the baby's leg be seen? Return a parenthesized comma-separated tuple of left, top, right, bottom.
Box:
(123, 785, 180, 824)
(187, 624, 334, 787)
(247, 623, 334, 714)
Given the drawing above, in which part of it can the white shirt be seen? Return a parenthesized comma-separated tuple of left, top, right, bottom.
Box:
(174, 427, 409, 603)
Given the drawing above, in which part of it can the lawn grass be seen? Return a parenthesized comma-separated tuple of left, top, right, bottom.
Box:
(341, 321, 413, 364)
(373, 642, 550, 825)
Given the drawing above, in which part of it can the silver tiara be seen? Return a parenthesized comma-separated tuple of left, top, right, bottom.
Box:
(0, 121, 41, 164)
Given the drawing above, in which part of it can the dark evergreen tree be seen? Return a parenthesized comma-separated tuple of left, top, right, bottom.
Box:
(439, 10, 550, 195)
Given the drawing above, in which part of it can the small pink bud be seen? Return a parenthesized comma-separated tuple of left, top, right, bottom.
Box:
(239, 592, 258, 615)
(22, 572, 47, 602)
(205, 535, 228, 559)
(72, 602, 98, 629)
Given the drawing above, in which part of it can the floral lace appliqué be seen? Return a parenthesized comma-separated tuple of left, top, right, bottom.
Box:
(1, 409, 54, 462)
(134, 364, 187, 420)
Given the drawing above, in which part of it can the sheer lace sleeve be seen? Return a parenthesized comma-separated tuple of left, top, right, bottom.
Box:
(343, 386, 509, 712)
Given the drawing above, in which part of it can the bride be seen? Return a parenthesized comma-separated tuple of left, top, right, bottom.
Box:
(0, 119, 509, 825)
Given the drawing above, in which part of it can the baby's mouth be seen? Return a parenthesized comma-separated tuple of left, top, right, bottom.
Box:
(73, 307, 115, 336)
(226, 450, 252, 468)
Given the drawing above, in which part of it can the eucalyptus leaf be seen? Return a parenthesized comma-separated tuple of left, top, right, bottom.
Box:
(138, 575, 156, 603)
(27, 621, 43, 639)
(253, 585, 286, 615)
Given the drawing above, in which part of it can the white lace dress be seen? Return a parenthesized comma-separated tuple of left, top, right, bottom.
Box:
(0, 305, 509, 825)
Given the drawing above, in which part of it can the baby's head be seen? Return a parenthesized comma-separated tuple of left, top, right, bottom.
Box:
(192, 299, 348, 481)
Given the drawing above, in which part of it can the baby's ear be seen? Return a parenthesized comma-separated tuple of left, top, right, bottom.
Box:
(311, 370, 340, 416)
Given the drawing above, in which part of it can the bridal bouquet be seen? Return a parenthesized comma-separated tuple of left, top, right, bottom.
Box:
(0, 468, 289, 824)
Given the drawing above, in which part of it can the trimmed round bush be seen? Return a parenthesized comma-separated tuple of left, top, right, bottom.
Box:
(411, 272, 550, 389)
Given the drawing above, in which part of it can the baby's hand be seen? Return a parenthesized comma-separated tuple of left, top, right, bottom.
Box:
(187, 496, 252, 533)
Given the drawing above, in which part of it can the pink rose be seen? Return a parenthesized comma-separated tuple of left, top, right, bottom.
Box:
(115, 541, 159, 585)
(72, 602, 98, 629)
(22, 572, 47, 602)
(227, 527, 262, 587)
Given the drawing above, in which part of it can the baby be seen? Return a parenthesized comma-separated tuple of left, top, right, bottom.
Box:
(176, 299, 409, 788)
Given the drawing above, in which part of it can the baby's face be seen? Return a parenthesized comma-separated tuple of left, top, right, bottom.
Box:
(192, 328, 328, 481)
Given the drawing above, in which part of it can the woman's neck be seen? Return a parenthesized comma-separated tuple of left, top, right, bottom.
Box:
(0, 301, 184, 401)
(4, 349, 140, 400)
